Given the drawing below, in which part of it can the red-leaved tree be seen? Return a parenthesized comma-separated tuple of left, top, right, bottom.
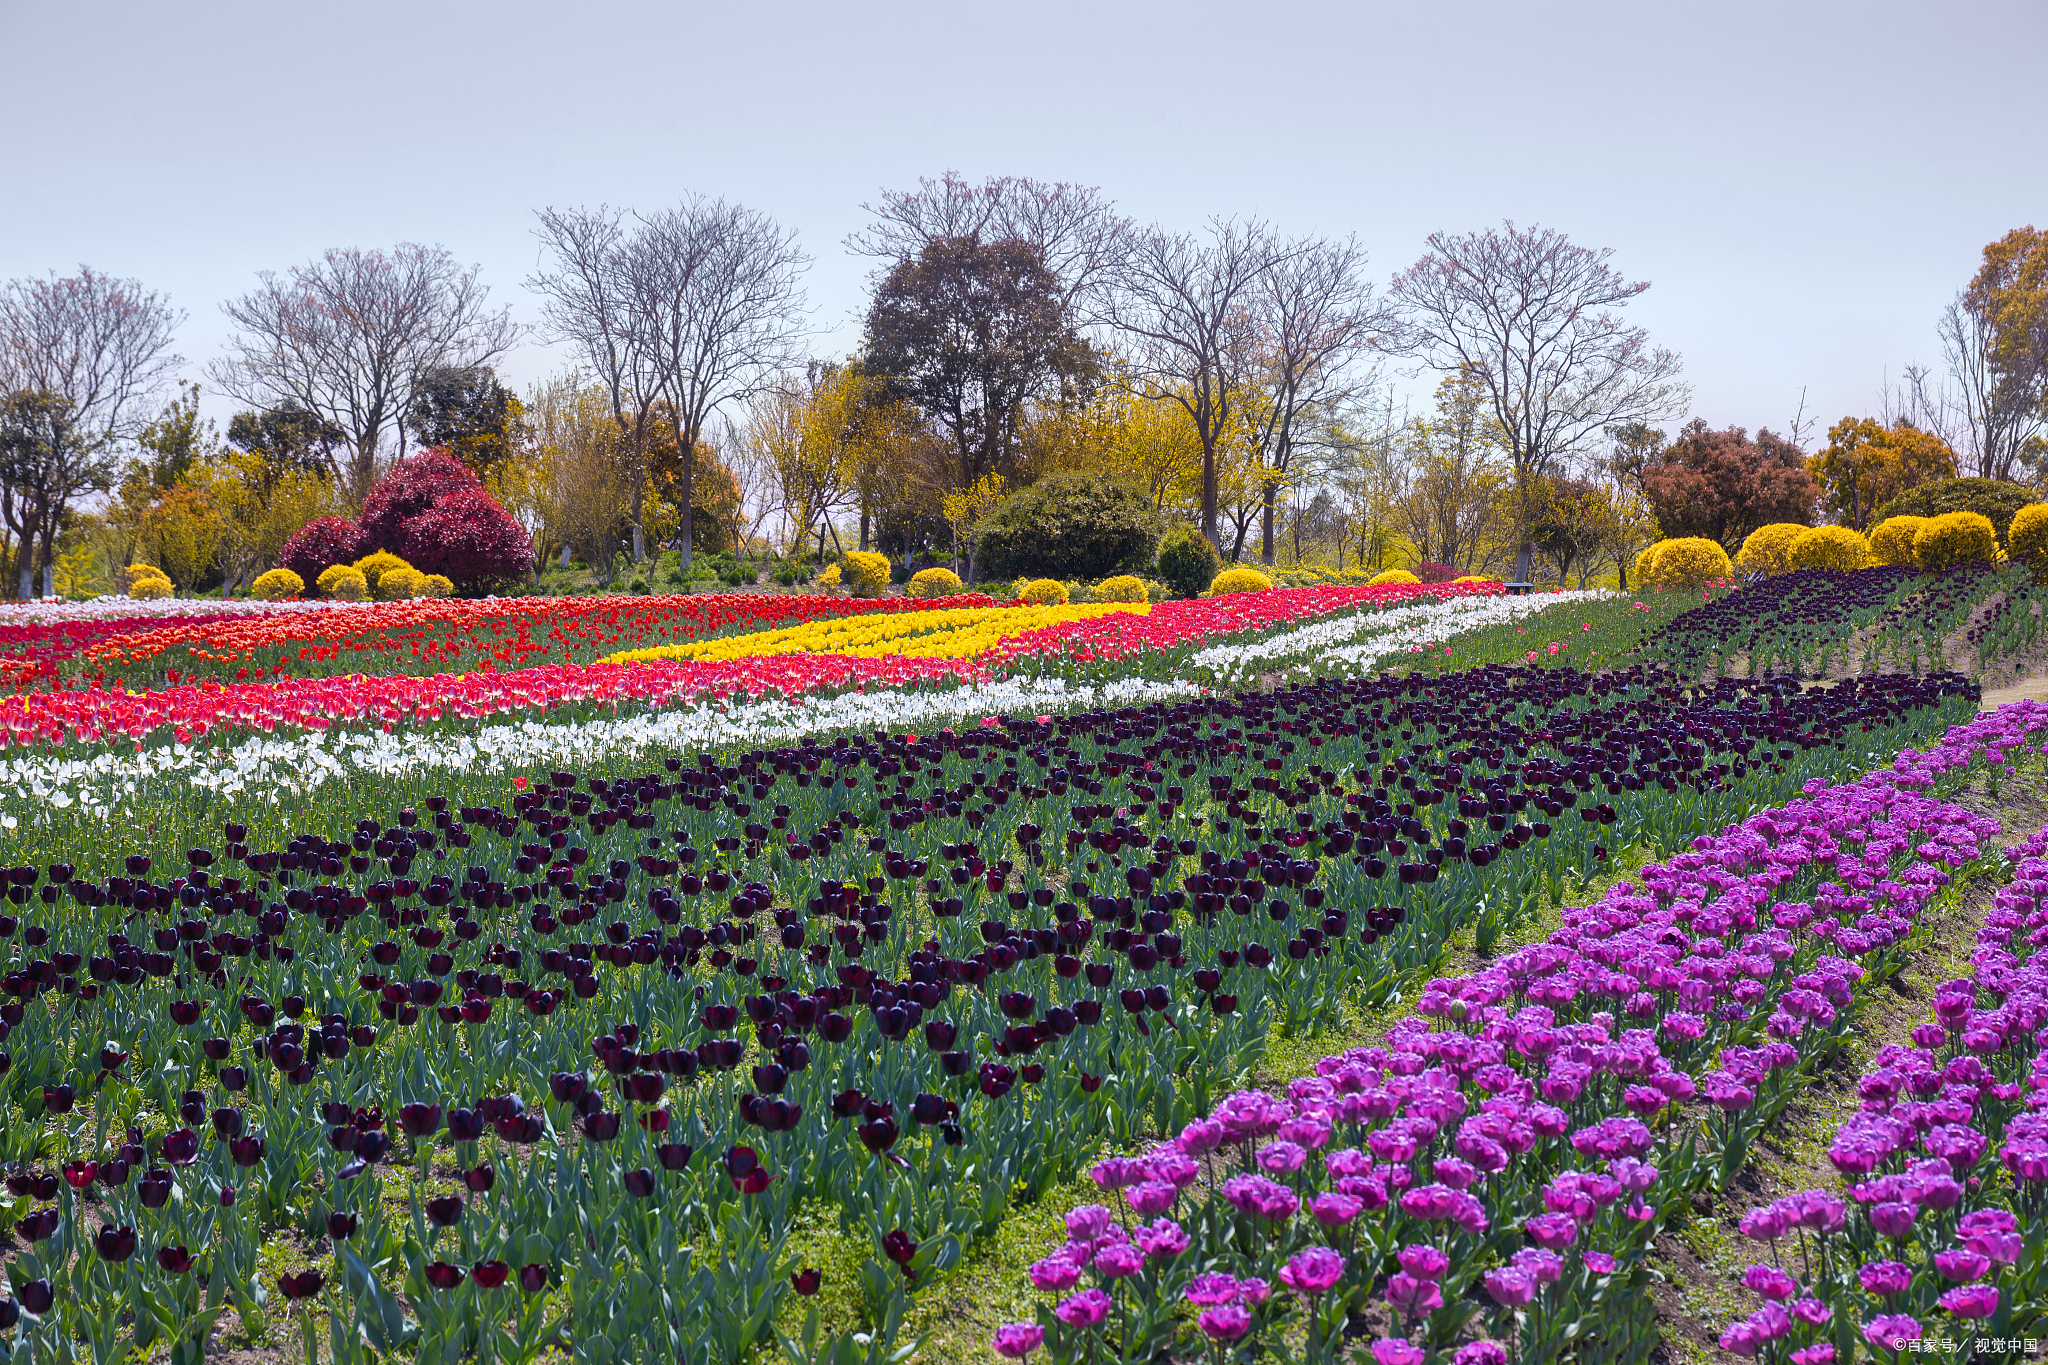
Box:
(1641, 420, 1819, 550)
(275, 517, 366, 587)
(358, 448, 484, 551)
(398, 490, 534, 591)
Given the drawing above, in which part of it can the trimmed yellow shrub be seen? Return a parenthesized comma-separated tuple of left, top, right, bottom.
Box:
(1868, 515, 1930, 567)
(251, 568, 304, 600)
(1018, 578, 1069, 605)
(420, 574, 455, 599)
(907, 566, 965, 599)
(814, 564, 842, 589)
(124, 563, 171, 593)
(377, 567, 425, 600)
(1210, 566, 1274, 595)
(352, 550, 413, 584)
(1914, 511, 1999, 572)
(1787, 525, 1873, 572)
(317, 565, 369, 601)
(2006, 504, 2048, 575)
(844, 551, 891, 598)
(1736, 523, 1808, 577)
(129, 576, 173, 601)
(1094, 574, 1148, 603)
(1369, 568, 1420, 586)
(1451, 575, 1495, 585)
(1642, 537, 1732, 589)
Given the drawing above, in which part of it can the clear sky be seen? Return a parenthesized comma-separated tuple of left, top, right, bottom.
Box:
(4, 0, 2044, 444)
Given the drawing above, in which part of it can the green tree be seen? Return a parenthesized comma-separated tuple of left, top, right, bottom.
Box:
(406, 365, 525, 478)
(861, 235, 1098, 498)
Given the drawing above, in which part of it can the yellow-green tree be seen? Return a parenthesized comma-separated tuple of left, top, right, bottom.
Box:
(1808, 418, 1958, 530)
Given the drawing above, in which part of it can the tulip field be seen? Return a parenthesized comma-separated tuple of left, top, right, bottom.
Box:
(0, 574, 2045, 1364)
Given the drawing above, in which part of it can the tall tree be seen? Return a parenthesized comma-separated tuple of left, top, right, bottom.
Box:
(848, 172, 1130, 313)
(0, 392, 103, 598)
(1942, 227, 2048, 481)
(0, 266, 182, 596)
(637, 197, 810, 567)
(861, 235, 1095, 497)
(213, 244, 519, 506)
(1242, 235, 1380, 565)
(1385, 222, 1688, 583)
(531, 200, 808, 566)
(1641, 420, 1818, 550)
(1106, 219, 1286, 548)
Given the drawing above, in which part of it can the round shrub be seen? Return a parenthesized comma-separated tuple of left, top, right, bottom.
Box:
(1736, 523, 1807, 577)
(359, 448, 484, 552)
(1868, 515, 1930, 567)
(277, 516, 367, 587)
(1210, 566, 1274, 595)
(907, 566, 964, 599)
(1412, 561, 1459, 585)
(353, 550, 414, 585)
(1642, 537, 1732, 589)
(1451, 575, 1495, 585)
(1094, 574, 1148, 602)
(420, 574, 455, 599)
(251, 568, 304, 600)
(1787, 525, 1873, 572)
(1873, 476, 2036, 548)
(124, 562, 170, 593)
(377, 566, 425, 600)
(1018, 578, 1068, 605)
(1155, 524, 1225, 599)
(397, 491, 535, 593)
(317, 565, 368, 601)
(814, 564, 842, 589)
(1913, 511, 1999, 572)
(129, 575, 172, 601)
(1369, 568, 1420, 586)
(975, 473, 1162, 582)
(843, 551, 892, 599)
(2007, 503, 2048, 573)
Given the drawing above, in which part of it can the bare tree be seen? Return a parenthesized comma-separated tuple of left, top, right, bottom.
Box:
(638, 197, 810, 566)
(0, 267, 183, 596)
(1940, 294, 2045, 481)
(1107, 219, 1287, 548)
(1243, 235, 1381, 565)
(213, 244, 519, 505)
(530, 207, 669, 562)
(1385, 222, 1688, 583)
(848, 172, 1131, 311)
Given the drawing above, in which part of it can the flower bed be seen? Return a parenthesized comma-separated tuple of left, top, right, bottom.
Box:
(0, 667, 1975, 1357)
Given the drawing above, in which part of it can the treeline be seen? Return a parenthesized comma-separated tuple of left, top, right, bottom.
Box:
(3, 177, 2042, 598)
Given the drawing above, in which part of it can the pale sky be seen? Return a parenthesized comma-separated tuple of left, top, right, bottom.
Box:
(4, 0, 2044, 448)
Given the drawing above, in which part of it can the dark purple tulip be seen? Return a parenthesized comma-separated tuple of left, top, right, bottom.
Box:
(425, 1195, 464, 1227)
(581, 1112, 620, 1141)
(658, 1142, 693, 1171)
(19, 1280, 52, 1315)
(792, 1267, 823, 1296)
(139, 1169, 172, 1208)
(424, 1262, 464, 1291)
(161, 1129, 200, 1165)
(518, 1264, 549, 1293)
(157, 1245, 195, 1273)
(95, 1225, 137, 1262)
(399, 1103, 443, 1137)
(472, 1261, 510, 1289)
(278, 1270, 325, 1299)
(623, 1167, 657, 1198)
(229, 1136, 264, 1167)
(326, 1211, 357, 1239)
